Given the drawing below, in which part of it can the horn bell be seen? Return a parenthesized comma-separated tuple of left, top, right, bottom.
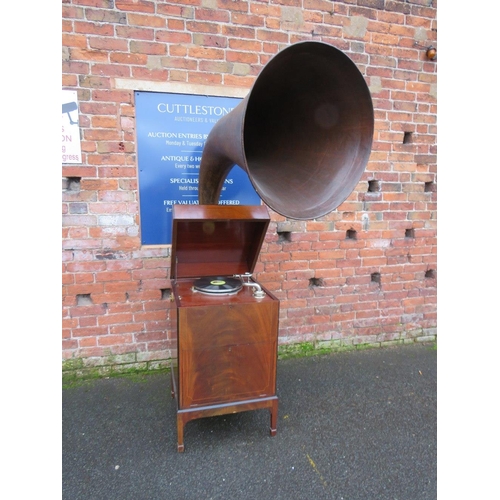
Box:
(198, 41, 374, 220)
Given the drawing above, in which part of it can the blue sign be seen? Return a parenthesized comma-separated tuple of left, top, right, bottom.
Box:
(135, 91, 261, 245)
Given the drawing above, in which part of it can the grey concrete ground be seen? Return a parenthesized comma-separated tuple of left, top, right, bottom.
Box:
(62, 343, 436, 500)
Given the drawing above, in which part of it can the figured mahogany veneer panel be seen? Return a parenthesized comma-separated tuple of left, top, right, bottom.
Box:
(179, 342, 276, 407)
(179, 301, 277, 349)
(178, 301, 278, 408)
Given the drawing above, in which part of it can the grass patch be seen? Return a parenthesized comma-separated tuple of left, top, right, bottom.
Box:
(278, 341, 342, 360)
(63, 365, 170, 389)
(62, 337, 437, 385)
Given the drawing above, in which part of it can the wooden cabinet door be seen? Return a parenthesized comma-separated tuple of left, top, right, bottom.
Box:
(178, 301, 278, 408)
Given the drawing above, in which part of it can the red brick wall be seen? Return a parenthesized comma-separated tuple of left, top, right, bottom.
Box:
(62, 0, 437, 374)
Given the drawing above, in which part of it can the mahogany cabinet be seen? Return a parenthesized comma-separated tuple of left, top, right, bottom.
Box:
(170, 205, 279, 452)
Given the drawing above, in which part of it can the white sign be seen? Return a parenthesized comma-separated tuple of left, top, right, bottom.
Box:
(62, 90, 82, 164)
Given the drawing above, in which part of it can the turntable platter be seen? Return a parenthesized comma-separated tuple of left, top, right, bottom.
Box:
(193, 276, 243, 295)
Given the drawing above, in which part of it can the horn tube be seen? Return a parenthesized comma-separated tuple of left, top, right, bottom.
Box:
(198, 41, 374, 220)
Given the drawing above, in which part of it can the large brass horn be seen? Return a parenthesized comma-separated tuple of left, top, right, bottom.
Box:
(198, 41, 374, 220)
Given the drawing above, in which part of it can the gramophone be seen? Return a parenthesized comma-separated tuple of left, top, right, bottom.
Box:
(170, 41, 374, 452)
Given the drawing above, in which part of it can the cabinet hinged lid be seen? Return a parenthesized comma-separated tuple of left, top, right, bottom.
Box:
(171, 205, 270, 280)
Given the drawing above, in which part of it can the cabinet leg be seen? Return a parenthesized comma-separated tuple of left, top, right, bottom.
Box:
(170, 369, 175, 399)
(270, 399, 278, 436)
(177, 415, 185, 452)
